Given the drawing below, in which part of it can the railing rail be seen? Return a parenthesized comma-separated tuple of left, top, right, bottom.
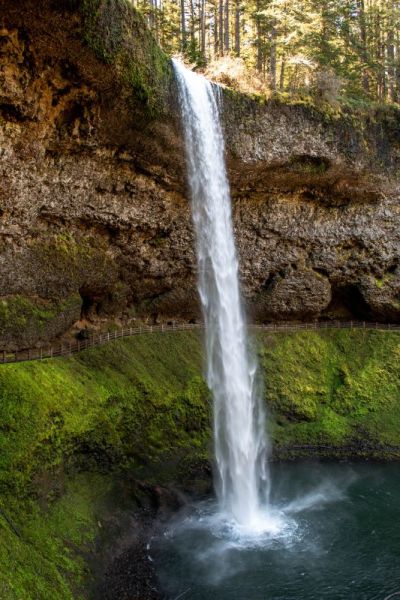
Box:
(1, 321, 399, 365)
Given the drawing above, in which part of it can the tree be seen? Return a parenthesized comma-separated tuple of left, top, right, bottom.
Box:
(135, 0, 400, 104)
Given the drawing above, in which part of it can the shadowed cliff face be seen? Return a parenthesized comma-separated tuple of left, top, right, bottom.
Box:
(1, 0, 400, 348)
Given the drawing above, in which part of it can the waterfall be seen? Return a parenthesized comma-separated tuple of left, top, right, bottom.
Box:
(173, 60, 269, 529)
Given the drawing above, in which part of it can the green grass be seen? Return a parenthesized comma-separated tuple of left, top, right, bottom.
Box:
(0, 328, 399, 597)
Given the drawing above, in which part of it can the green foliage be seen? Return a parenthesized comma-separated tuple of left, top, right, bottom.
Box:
(136, 0, 400, 107)
(0, 474, 121, 599)
(0, 331, 209, 497)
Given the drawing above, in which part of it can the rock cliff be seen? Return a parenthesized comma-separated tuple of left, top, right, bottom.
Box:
(1, 0, 400, 348)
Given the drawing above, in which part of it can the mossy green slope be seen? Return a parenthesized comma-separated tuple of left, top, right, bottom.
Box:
(0, 331, 210, 599)
(0, 474, 110, 600)
(0, 329, 400, 597)
(259, 330, 400, 457)
(0, 331, 209, 497)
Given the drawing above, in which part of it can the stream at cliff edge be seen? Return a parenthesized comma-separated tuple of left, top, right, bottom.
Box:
(152, 462, 400, 600)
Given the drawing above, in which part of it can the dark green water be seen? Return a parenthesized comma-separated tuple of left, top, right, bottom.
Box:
(152, 463, 400, 600)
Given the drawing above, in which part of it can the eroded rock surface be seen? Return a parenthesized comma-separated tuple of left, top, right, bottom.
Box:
(1, 0, 400, 348)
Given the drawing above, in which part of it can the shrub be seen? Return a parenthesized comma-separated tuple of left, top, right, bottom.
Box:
(312, 68, 343, 106)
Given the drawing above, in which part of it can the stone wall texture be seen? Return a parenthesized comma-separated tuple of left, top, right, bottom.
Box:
(1, 0, 400, 348)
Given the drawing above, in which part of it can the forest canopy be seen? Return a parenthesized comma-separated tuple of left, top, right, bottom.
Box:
(131, 0, 400, 105)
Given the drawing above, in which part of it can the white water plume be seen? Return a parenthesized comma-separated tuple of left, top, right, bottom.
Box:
(173, 59, 269, 529)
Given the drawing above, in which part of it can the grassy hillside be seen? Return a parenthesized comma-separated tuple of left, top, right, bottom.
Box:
(0, 329, 399, 597)
(0, 331, 210, 496)
(0, 331, 210, 599)
(259, 330, 400, 458)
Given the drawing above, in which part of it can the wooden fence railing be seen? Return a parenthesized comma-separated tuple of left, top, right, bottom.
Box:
(1, 321, 399, 365)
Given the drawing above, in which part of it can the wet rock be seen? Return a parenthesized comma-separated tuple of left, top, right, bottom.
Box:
(252, 267, 332, 321)
(93, 479, 183, 600)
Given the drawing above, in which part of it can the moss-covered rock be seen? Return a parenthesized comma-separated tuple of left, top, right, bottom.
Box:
(29, 232, 120, 304)
(0, 294, 82, 350)
(0, 331, 210, 497)
(259, 329, 400, 458)
(0, 331, 210, 598)
(81, 0, 173, 118)
(0, 232, 130, 348)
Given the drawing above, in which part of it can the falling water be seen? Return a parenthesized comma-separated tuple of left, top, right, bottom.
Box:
(173, 60, 269, 529)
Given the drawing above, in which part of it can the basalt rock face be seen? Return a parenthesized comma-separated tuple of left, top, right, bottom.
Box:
(223, 95, 400, 322)
(1, 0, 400, 348)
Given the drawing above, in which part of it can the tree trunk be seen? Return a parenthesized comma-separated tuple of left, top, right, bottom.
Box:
(379, 10, 387, 99)
(219, 0, 224, 55)
(189, 0, 195, 53)
(214, 1, 219, 56)
(358, 0, 370, 94)
(224, 0, 230, 53)
(269, 20, 277, 90)
(387, 1, 396, 101)
(279, 54, 286, 90)
(200, 0, 206, 59)
(180, 0, 187, 52)
(234, 0, 240, 56)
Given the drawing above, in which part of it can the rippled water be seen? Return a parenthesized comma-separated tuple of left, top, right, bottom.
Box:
(152, 463, 400, 600)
